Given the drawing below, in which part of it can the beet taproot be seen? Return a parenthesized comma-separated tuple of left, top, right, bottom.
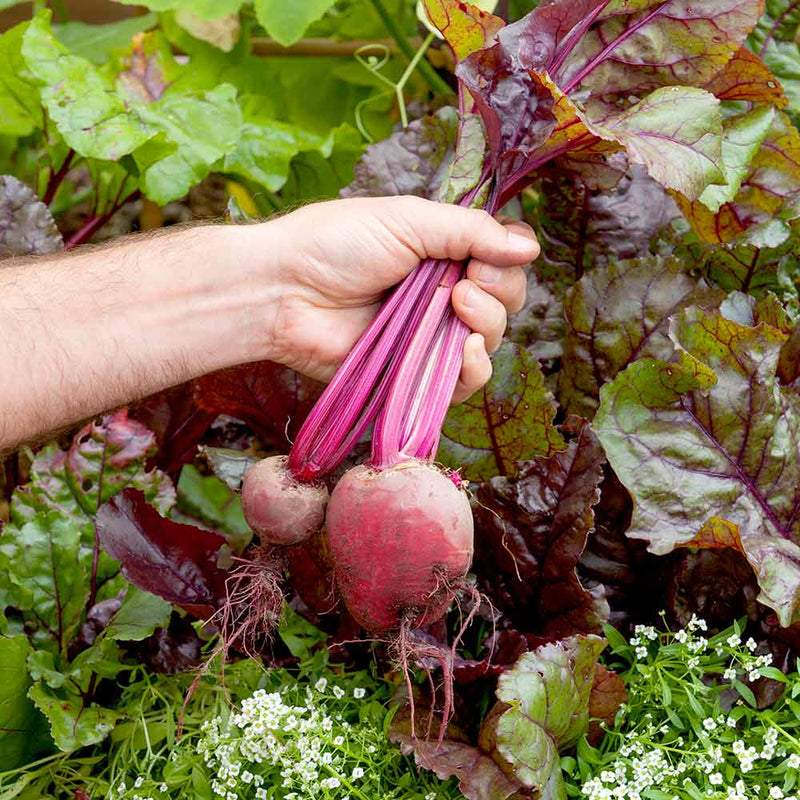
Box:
(325, 460, 473, 635)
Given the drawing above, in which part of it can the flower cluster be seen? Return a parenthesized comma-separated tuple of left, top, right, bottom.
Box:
(570, 618, 800, 800)
(112, 669, 461, 800)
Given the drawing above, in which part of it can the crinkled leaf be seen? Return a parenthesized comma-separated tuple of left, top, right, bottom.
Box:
(675, 110, 800, 247)
(533, 164, 678, 291)
(558, 256, 724, 418)
(594, 86, 725, 201)
(440, 113, 489, 205)
(391, 722, 526, 800)
(53, 14, 158, 65)
(558, 0, 763, 113)
(0, 22, 42, 136)
(473, 419, 607, 640)
(703, 46, 788, 106)
(104, 587, 172, 642)
(421, 0, 504, 61)
(9, 410, 174, 539)
(507, 271, 566, 361)
(0, 175, 63, 258)
(195, 361, 323, 451)
(254, 0, 338, 47)
(3, 513, 88, 650)
(0, 636, 48, 770)
(28, 682, 120, 752)
(22, 12, 151, 160)
(695, 106, 777, 214)
(594, 305, 800, 626)
(134, 83, 243, 204)
(439, 342, 564, 481)
(341, 107, 459, 200)
(96, 489, 228, 618)
(491, 634, 606, 795)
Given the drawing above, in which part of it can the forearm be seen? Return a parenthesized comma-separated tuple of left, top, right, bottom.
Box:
(0, 223, 280, 450)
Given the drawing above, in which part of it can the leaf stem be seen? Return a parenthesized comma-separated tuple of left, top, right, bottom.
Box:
(65, 189, 141, 250)
(368, 0, 454, 97)
(43, 149, 75, 207)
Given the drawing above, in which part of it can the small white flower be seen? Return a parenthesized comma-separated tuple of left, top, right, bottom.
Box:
(333, 685, 345, 699)
(771, 788, 785, 799)
(635, 646, 648, 659)
(352, 767, 365, 779)
(324, 777, 341, 789)
(746, 638, 758, 651)
(158, 786, 167, 794)
(727, 716, 737, 728)
(748, 670, 760, 682)
(675, 630, 688, 643)
(134, 778, 144, 789)
(727, 634, 741, 647)
(353, 687, 366, 699)
(315, 677, 328, 692)
(788, 753, 800, 769)
(703, 717, 718, 731)
(724, 667, 737, 681)
(710, 774, 723, 786)
(333, 735, 345, 746)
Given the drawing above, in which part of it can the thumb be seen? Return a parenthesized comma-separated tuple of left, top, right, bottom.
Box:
(388, 196, 540, 266)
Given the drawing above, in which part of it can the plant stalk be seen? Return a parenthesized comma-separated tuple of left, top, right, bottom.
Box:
(368, 0, 454, 97)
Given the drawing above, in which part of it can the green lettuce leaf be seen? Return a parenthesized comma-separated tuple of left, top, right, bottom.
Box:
(254, 0, 338, 47)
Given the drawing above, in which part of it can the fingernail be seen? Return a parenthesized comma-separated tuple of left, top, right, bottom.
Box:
(507, 232, 539, 257)
(478, 263, 504, 283)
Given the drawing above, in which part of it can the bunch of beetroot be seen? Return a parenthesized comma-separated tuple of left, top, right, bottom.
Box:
(240, 0, 754, 641)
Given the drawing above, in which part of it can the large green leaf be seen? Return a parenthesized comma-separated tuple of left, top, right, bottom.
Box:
(489, 635, 606, 799)
(558, 257, 724, 418)
(254, 0, 338, 47)
(4, 513, 88, 651)
(28, 682, 121, 752)
(596, 87, 725, 202)
(439, 342, 565, 481)
(53, 14, 158, 65)
(104, 587, 172, 642)
(675, 110, 800, 247)
(134, 83, 243, 204)
(0, 22, 42, 137)
(223, 94, 326, 192)
(594, 304, 800, 626)
(0, 636, 48, 770)
(22, 12, 151, 160)
(114, 0, 244, 18)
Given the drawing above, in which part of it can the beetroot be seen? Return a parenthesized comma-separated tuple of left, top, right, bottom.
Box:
(326, 461, 473, 635)
(241, 455, 328, 546)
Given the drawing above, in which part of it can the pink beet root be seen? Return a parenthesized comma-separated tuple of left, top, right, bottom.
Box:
(242, 455, 329, 546)
(325, 460, 474, 635)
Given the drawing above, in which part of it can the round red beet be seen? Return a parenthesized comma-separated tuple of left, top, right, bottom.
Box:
(325, 460, 474, 635)
(242, 455, 329, 546)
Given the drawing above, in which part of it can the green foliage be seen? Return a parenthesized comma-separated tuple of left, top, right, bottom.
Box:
(565, 618, 800, 800)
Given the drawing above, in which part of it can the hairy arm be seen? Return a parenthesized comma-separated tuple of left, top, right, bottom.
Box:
(0, 197, 536, 452)
(0, 224, 276, 449)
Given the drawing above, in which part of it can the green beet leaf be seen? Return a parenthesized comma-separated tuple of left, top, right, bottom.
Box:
(559, 256, 725, 419)
(595, 304, 800, 626)
(254, 0, 338, 47)
(114, 0, 244, 19)
(53, 14, 159, 65)
(28, 681, 121, 752)
(134, 83, 243, 204)
(104, 587, 172, 642)
(0, 22, 42, 137)
(439, 342, 564, 481)
(488, 635, 606, 798)
(675, 109, 800, 248)
(0, 636, 50, 770)
(22, 11, 152, 161)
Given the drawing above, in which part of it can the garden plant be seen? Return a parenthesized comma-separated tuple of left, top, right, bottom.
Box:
(2, 0, 800, 798)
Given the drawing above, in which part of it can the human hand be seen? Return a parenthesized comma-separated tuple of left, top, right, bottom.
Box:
(258, 196, 539, 402)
